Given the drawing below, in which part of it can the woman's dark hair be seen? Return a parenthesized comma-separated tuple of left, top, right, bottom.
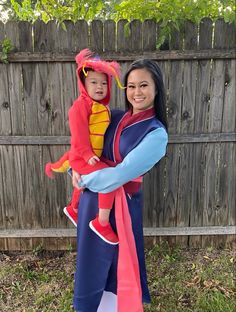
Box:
(124, 59, 168, 131)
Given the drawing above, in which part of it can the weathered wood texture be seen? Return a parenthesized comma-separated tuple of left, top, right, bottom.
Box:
(0, 19, 235, 250)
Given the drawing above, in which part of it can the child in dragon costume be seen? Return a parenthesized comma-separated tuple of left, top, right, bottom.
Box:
(45, 48, 123, 245)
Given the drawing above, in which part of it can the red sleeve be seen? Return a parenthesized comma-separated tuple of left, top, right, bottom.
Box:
(68, 97, 95, 168)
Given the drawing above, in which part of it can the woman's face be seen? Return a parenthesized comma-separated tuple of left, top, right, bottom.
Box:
(126, 68, 156, 114)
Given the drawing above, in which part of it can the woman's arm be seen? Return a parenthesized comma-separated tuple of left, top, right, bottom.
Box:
(79, 127, 168, 193)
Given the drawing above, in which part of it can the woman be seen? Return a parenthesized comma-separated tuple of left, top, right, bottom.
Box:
(71, 59, 168, 312)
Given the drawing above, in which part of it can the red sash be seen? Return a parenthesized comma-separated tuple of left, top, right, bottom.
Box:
(113, 108, 155, 312)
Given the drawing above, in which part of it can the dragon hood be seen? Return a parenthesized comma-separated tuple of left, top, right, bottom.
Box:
(75, 48, 123, 105)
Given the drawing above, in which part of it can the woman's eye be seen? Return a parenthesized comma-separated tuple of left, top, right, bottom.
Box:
(140, 84, 148, 88)
(127, 85, 135, 89)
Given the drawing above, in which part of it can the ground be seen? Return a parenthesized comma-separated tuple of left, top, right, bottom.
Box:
(0, 243, 235, 312)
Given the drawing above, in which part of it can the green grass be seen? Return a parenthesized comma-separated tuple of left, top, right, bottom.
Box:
(0, 244, 235, 312)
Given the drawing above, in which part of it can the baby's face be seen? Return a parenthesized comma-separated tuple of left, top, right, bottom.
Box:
(84, 71, 108, 101)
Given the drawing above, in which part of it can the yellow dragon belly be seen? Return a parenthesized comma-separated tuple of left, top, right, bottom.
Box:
(89, 102, 110, 157)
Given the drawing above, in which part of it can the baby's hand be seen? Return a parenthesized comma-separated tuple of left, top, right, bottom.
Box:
(88, 155, 100, 166)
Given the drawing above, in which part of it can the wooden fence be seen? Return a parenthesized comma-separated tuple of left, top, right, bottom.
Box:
(0, 18, 235, 250)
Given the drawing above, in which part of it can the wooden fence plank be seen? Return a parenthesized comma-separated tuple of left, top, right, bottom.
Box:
(130, 20, 143, 52)
(0, 239, 7, 250)
(115, 20, 131, 110)
(202, 19, 228, 247)
(2, 49, 235, 63)
(219, 22, 236, 248)
(214, 21, 235, 247)
(189, 17, 213, 247)
(31, 22, 54, 229)
(0, 132, 235, 145)
(161, 27, 184, 246)
(57, 21, 75, 53)
(214, 19, 236, 50)
(0, 145, 6, 233)
(143, 19, 157, 51)
(148, 61, 168, 228)
(40, 21, 70, 228)
(1, 226, 235, 238)
(5, 21, 20, 52)
(0, 21, 4, 44)
(74, 20, 89, 51)
(117, 19, 131, 52)
(9, 22, 32, 154)
(90, 20, 103, 52)
(175, 21, 198, 247)
(18, 146, 44, 229)
(52, 32, 71, 228)
(0, 146, 19, 229)
(0, 63, 11, 136)
(104, 20, 116, 52)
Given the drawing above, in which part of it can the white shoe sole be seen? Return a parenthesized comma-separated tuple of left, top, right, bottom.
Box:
(63, 207, 77, 227)
(89, 221, 119, 245)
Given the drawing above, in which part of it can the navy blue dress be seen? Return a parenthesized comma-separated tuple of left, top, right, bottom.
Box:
(73, 110, 168, 311)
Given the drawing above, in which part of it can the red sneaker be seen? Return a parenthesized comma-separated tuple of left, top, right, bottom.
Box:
(63, 206, 78, 227)
(89, 216, 119, 245)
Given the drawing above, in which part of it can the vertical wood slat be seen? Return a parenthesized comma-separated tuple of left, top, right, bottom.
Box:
(10, 22, 31, 135)
(61, 21, 78, 135)
(0, 143, 6, 241)
(153, 61, 169, 229)
(57, 21, 75, 53)
(202, 19, 229, 247)
(104, 20, 116, 52)
(0, 238, 7, 251)
(4, 21, 20, 52)
(0, 20, 4, 44)
(115, 20, 131, 110)
(1, 22, 24, 251)
(46, 20, 76, 228)
(189, 18, 213, 247)
(0, 146, 19, 231)
(40, 21, 70, 228)
(143, 19, 157, 51)
(15, 22, 41, 250)
(74, 20, 89, 51)
(0, 22, 11, 136)
(130, 20, 143, 52)
(218, 20, 236, 248)
(140, 24, 162, 227)
(159, 26, 184, 245)
(117, 19, 131, 52)
(176, 21, 198, 247)
(0, 63, 10, 135)
(25, 21, 51, 231)
(90, 20, 103, 52)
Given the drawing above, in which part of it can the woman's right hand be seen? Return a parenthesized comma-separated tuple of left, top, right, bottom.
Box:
(72, 170, 84, 191)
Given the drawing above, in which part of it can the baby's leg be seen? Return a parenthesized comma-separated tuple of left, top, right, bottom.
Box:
(89, 191, 118, 245)
(63, 188, 81, 227)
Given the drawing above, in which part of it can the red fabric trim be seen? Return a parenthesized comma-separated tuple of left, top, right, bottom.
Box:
(115, 187, 143, 312)
(113, 108, 155, 163)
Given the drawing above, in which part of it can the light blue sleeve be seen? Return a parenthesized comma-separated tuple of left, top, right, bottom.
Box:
(79, 127, 168, 193)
